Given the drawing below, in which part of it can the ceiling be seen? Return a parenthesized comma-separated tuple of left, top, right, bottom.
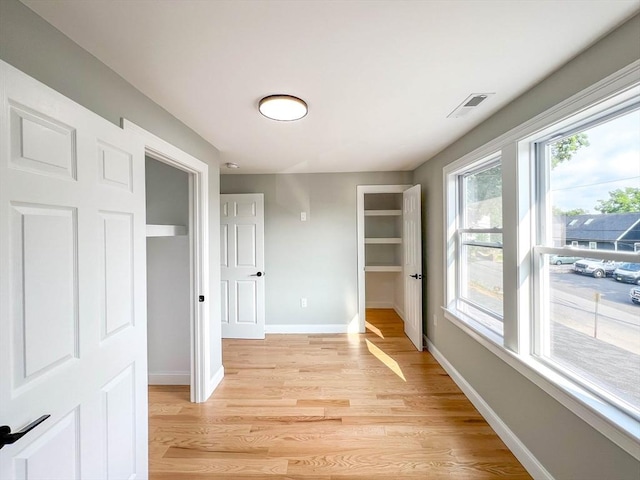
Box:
(21, 0, 639, 174)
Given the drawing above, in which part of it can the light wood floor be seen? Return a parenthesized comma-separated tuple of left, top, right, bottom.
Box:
(149, 309, 531, 479)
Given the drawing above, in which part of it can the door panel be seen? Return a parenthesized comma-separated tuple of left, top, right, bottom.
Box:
(14, 411, 79, 480)
(12, 204, 78, 381)
(220, 194, 265, 339)
(0, 61, 148, 479)
(403, 184, 423, 351)
(100, 211, 134, 339)
(102, 366, 136, 480)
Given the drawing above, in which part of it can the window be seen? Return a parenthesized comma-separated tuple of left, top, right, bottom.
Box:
(444, 65, 640, 456)
(533, 98, 640, 419)
(446, 155, 503, 338)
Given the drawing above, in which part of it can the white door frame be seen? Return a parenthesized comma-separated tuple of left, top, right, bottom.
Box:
(356, 184, 411, 333)
(123, 120, 216, 403)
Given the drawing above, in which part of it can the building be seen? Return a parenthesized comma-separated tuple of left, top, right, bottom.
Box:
(561, 213, 640, 251)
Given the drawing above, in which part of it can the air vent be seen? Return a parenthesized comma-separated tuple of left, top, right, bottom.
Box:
(447, 93, 495, 118)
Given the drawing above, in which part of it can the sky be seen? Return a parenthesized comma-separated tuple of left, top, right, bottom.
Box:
(550, 108, 640, 214)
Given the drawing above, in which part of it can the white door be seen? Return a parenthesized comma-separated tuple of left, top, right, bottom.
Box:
(0, 61, 148, 478)
(220, 194, 265, 339)
(403, 184, 423, 351)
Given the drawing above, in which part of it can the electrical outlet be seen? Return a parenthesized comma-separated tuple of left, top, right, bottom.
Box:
(433, 313, 437, 326)
(301, 297, 308, 308)
(300, 211, 307, 221)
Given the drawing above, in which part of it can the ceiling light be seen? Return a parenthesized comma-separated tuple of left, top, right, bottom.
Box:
(259, 95, 308, 121)
(225, 162, 240, 169)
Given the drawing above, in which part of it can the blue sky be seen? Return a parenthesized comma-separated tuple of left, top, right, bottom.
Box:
(550, 109, 640, 213)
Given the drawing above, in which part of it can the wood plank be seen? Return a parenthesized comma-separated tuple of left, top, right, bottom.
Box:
(149, 309, 531, 479)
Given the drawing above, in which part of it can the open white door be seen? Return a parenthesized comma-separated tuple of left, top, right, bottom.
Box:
(220, 194, 265, 339)
(0, 61, 148, 478)
(403, 184, 423, 351)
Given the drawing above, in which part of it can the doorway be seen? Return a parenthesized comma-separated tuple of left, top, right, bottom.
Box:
(145, 157, 191, 389)
(123, 120, 219, 403)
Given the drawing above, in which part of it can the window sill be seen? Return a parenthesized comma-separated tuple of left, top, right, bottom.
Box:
(442, 306, 640, 460)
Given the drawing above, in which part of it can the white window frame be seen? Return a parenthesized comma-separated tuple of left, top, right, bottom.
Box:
(445, 153, 505, 344)
(443, 59, 640, 460)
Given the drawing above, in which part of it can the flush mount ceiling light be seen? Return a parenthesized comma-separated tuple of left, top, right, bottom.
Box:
(224, 162, 240, 169)
(259, 95, 308, 121)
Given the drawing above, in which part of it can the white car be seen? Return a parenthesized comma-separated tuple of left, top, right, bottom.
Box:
(573, 258, 618, 278)
(630, 286, 640, 305)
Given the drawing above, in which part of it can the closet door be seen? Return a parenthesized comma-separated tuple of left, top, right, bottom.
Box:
(403, 184, 423, 350)
(0, 61, 148, 479)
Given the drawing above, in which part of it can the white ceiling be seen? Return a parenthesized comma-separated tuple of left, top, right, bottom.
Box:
(21, 0, 639, 174)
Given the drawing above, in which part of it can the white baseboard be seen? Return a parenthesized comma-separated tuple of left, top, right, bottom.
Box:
(148, 372, 190, 385)
(265, 324, 349, 334)
(393, 304, 405, 322)
(426, 339, 554, 480)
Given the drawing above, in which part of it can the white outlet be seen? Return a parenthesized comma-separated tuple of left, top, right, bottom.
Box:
(433, 313, 437, 326)
(301, 297, 308, 308)
(300, 211, 307, 221)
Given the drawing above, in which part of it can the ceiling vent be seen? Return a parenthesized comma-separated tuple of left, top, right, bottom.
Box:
(447, 93, 495, 118)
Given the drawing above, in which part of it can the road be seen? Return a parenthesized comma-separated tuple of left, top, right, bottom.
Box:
(467, 260, 640, 405)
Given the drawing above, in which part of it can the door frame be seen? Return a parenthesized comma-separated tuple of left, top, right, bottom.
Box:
(123, 120, 214, 403)
(356, 184, 412, 333)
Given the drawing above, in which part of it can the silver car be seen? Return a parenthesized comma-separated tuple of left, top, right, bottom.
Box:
(613, 263, 640, 285)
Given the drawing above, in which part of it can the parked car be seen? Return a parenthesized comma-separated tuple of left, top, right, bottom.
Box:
(549, 255, 582, 265)
(573, 258, 619, 278)
(613, 263, 640, 285)
(630, 286, 640, 305)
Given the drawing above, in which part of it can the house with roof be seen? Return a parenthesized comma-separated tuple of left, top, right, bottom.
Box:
(558, 213, 640, 252)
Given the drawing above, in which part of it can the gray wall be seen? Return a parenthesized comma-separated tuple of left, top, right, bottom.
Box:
(221, 172, 412, 327)
(413, 13, 640, 480)
(0, 0, 223, 382)
(146, 159, 190, 382)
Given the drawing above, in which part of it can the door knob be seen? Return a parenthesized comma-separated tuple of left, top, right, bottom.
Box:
(0, 415, 50, 449)
(410, 274, 423, 279)
(251, 271, 263, 277)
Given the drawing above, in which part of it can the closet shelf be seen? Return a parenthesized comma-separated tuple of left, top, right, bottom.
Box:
(364, 237, 401, 244)
(365, 265, 402, 272)
(146, 224, 188, 237)
(364, 209, 402, 216)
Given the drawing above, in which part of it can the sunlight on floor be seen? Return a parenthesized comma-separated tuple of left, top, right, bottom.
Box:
(365, 321, 385, 339)
(365, 339, 406, 381)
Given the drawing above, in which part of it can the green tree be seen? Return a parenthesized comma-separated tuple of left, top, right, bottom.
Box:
(550, 133, 590, 169)
(594, 187, 640, 213)
(553, 207, 588, 217)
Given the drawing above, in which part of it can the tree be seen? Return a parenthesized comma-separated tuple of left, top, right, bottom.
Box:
(594, 187, 640, 214)
(553, 207, 588, 217)
(550, 133, 590, 169)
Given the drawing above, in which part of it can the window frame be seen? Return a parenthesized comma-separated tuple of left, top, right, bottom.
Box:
(457, 157, 504, 325)
(445, 152, 505, 343)
(530, 96, 640, 421)
(443, 59, 640, 460)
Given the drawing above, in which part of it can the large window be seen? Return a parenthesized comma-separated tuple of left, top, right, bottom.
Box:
(444, 66, 640, 456)
(447, 155, 504, 338)
(533, 99, 640, 418)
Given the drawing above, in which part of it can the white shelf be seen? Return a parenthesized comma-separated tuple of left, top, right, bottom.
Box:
(365, 237, 401, 244)
(365, 265, 402, 272)
(364, 210, 402, 216)
(146, 224, 188, 237)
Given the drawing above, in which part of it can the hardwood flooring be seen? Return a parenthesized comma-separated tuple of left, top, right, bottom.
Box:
(149, 309, 531, 479)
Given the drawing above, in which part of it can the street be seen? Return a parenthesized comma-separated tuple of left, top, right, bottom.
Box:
(467, 260, 640, 406)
